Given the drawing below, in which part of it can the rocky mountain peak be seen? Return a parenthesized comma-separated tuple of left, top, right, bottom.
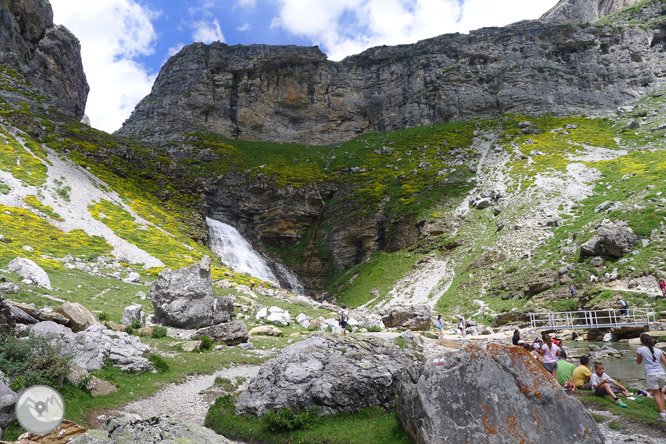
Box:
(540, 0, 643, 24)
(0, 0, 88, 119)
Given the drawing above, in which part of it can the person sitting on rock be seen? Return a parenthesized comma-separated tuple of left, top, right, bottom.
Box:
(539, 333, 560, 379)
(636, 333, 666, 422)
(591, 362, 629, 407)
(557, 358, 576, 387)
(551, 338, 566, 360)
(530, 343, 543, 364)
(572, 355, 593, 390)
(512, 329, 523, 346)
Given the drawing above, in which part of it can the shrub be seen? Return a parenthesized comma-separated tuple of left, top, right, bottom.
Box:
(262, 407, 319, 432)
(149, 354, 169, 374)
(151, 326, 167, 339)
(0, 334, 72, 390)
(124, 326, 135, 335)
(131, 319, 142, 329)
(98, 312, 109, 321)
(364, 326, 382, 332)
(193, 335, 213, 350)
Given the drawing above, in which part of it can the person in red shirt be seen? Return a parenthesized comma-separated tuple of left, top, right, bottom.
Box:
(659, 279, 666, 298)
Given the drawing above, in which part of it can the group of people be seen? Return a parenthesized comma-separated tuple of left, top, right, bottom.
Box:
(515, 330, 666, 422)
(435, 314, 467, 338)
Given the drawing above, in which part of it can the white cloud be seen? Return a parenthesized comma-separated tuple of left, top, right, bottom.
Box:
(272, 0, 559, 61)
(167, 43, 185, 57)
(237, 0, 257, 8)
(192, 19, 225, 43)
(50, 0, 158, 133)
(237, 22, 251, 32)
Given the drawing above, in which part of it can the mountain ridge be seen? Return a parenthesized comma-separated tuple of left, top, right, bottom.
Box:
(118, 1, 666, 145)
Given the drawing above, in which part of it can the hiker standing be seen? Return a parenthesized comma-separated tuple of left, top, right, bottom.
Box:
(637, 333, 666, 422)
(659, 279, 666, 298)
(437, 314, 443, 338)
(540, 333, 561, 379)
(569, 284, 576, 299)
(619, 299, 629, 316)
(457, 315, 466, 337)
(339, 304, 349, 336)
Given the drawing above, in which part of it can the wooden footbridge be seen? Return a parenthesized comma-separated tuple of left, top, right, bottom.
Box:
(529, 308, 657, 330)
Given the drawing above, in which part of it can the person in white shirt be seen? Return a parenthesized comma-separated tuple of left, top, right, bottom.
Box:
(591, 362, 629, 407)
(637, 333, 666, 422)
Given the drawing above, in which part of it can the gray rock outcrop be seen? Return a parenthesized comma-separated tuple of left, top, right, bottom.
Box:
(381, 305, 432, 331)
(580, 220, 640, 258)
(121, 304, 146, 327)
(0, 0, 88, 118)
(150, 257, 233, 329)
(597, 220, 640, 257)
(70, 415, 234, 444)
(0, 382, 17, 431)
(7, 257, 51, 289)
(8, 301, 69, 325)
(56, 301, 97, 332)
(541, 0, 642, 24)
(397, 344, 604, 444)
(0, 294, 14, 335)
(119, 15, 663, 145)
(196, 320, 248, 345)
(235, 333, 420, 416)
(31, 321, 154, 373)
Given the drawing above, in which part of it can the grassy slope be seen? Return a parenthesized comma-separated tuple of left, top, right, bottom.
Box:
(205, 397, 414, 444)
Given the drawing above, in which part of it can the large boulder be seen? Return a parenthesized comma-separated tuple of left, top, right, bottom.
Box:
(9, 303, 37, 324)
(381, 305, 432, 330)
(197, 320, 249, 345)
(120, 304, 146, 327)
(397, 344, 604, 444)
(150, 257, 233, 328)
(580, 235, 604, 256)
(0, 382, 17, 431)
(56, 302, 97, 332)
(8, 301, 69, 325)
(597, 220, 640, 258)
(526, 271, 556, 295)
(70, 415, 232, 444)
(266, 306, 291, 326)
(235, 333, 419, 416)
(7, 257, 51, 289)
(31, 322, 154, 373)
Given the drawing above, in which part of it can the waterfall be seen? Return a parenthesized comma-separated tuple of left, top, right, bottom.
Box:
(206, 217, 304, 294)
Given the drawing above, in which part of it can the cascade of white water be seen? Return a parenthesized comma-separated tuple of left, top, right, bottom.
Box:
(206, 217, 304, 294)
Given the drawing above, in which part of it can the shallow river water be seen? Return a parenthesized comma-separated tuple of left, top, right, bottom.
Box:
(565, 341, 648, 389)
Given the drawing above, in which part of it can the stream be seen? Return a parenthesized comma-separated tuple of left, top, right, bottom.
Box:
(566, 341, 646, 389)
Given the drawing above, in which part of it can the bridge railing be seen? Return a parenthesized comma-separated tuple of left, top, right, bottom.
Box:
(529, 308, 657, 330)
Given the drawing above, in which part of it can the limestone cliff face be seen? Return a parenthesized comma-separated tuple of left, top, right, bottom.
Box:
(0, 0, 88, 119)
(540, 0, 643, 24)
(119, 19, 665, 145)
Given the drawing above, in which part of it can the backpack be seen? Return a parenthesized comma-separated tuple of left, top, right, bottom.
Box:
(620, 300, 628, 308)
(339, 310, 348, 323)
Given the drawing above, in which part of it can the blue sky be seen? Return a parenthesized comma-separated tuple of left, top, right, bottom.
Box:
(50, 0, 559, 133)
